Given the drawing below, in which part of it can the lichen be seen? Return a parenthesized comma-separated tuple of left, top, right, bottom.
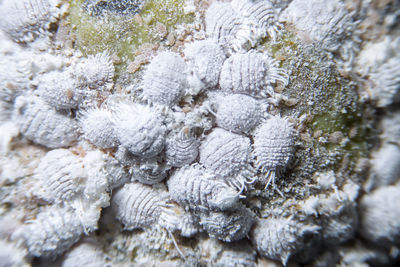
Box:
(67, 0, 194, 76)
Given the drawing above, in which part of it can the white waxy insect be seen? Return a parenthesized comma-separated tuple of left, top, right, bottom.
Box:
(199, 205, 255, 242)
(33, 149, 86, 203)
(111, 182, 169, 230)
(299, 187, 359, 247)
(359, 184, 400, 248)
(12, 206, 86, 258)
(251, 217, 320, 265)
(165, 129, 199, 167)
(380, 112, 400, 144)
(167, 164, 240, 212)
(112, 103, 166, 158)
(72, 52, 115, 91)
(13, 95, 79, 148)
(132, 157, 170, 185)
(80, 108, 119, 149)
(219, 52, 288, 98)
(367, 143, 400, 190)
(80, 150, 111, 208)
(102, 153, 131, 190)
(184, 40, 226, 91)
(36, 71, 82, 110)
(214, 93, 263, 134)
(369, 55, 400, 107)
(205, 2, 243, 53)
(141, 51, 187, 107)
(0, 59, 31, 105)
(0, 0, 59, 43)
(231, 0, 280, 48)
(61, 239, 108, 267)
(158, 203, 200, 238)
(321, 204, 357, 247)
(281, 0, 355, 52)
(199, 128, 254, 191)
(253, 116, 296, 194)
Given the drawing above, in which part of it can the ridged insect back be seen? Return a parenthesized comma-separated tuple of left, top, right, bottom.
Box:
(167, 164, 239, 212)
(112, 103, 166, 158)
(219, 52, 288, 98)
(73, 52, 115, 91)
(253, 116, 296, 172)
(232, 0, 280, 41)
(141, 51, 187, 107)
(200, 128, 252, 177)
(36, 71, 82, 110)
(184, 40, 226, 89)
(132, 158, 169, 185)
(215, 93, 262, 134)
(13, 206, 85, 258)
(200, 205, 255, 242)
(205, 2, 242, 52)
(80, 107, 119, 149)
(251, 216, 320, 264)
(0, 0, 59, 43)
(34, 149, 86, 203)
(165, 129, 199, 167)
(13, 95, 79, 148)
(112, 183, 168, 230)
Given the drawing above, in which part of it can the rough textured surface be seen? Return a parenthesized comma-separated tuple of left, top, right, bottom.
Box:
(0, 0, 400, 266)
(13, 95, 79, 148)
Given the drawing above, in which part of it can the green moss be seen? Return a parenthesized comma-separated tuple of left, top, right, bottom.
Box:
(67, 0, 194, 71)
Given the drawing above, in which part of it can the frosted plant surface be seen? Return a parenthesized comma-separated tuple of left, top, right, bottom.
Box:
(0, 0, 399, 266)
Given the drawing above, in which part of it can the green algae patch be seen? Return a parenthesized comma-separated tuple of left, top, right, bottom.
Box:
(67, 0, 194, 72)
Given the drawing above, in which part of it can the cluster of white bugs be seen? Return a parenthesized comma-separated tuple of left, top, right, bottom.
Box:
(1, 0, 398, 266)
(205, 0, 281, 52)
(0, 0, 300, 263)
(36, 52, 115, 110)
